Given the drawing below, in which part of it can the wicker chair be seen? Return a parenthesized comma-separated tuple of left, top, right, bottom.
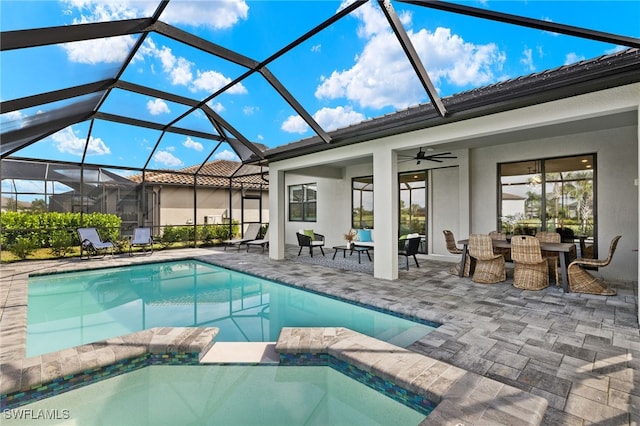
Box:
(489, 230, 512, 262)
(468, 234, 506, 284)
(535, 231, 560, 285)
(568, 235, 621, 296)
(510, 235, 549, 291)
(443, 230, 472, 276)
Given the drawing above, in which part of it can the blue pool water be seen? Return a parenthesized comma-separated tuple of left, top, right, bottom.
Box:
(1, 365, 427, 425)
(27, 260, 436, 356)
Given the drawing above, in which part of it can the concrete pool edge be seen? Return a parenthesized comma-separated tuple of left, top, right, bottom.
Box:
(276, 327, 548, 426)
(0, 327, 218, 405)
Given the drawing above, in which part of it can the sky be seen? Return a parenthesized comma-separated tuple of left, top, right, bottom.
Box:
(1, 0, 639, 176)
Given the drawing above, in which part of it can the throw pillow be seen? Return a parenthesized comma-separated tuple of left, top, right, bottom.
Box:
(303, 229, 315, 240)
(357, 229, 372, 242)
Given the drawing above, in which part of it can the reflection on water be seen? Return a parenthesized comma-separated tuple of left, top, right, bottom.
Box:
(27, 260, 436, 356)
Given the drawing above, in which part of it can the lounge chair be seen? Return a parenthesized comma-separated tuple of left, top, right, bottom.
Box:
(296, 230, 325, 257)
(246, 228, 269, 252)
(78, 227, 114, 259)
(130, 227, 153, 256)
(223, 223, 262, 251)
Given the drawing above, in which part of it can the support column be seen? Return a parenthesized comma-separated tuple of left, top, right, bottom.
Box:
(373, 149, 398, 280)
(269, 168, 286, 260)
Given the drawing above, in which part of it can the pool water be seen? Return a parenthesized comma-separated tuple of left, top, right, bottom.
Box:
(27, 260, 436, 356)
(1, 365, 427, 425)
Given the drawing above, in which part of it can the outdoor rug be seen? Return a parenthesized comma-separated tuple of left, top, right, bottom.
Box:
(291, 252, 374, 274)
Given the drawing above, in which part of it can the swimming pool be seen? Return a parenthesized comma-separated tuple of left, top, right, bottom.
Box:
(27, 260, 437, 356)
(1, 364, 427, 425)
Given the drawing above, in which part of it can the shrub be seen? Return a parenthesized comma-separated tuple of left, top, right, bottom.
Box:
(8, 235, 38, 260)
(49, 230, 74, 257)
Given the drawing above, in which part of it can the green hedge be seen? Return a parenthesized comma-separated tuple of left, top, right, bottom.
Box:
(0, 211, 121, 248)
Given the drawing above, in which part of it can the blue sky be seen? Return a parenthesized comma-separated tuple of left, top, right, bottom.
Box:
(1, 0, 639, 173)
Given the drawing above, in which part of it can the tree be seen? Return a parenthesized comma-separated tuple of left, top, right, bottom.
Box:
(31, 199, 48, 212)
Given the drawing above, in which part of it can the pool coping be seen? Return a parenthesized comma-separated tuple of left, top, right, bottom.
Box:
(1, 325, 548, 425)
(276, 327, 548, 426)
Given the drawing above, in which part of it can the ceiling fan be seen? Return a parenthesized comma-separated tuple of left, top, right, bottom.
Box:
(399, 148, 457, 164)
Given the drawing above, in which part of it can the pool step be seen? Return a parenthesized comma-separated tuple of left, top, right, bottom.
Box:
(201, 342, 280, 364)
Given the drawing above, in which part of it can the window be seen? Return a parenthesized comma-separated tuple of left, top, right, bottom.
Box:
(352, 176, 373, 228)
(499, 154, 596, 249)
(288, 183, 317, 222)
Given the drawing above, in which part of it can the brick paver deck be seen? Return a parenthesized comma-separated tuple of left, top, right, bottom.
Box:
(1, 246, 637, 424)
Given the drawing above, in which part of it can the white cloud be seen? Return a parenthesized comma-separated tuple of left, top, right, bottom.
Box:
(51, 127, 111, 156)
(147, 98, 170, 115)
(314, 106, 365, 131)
(207, 101, 225, 113)
(564, 52, 586, 65)
(520, 48, 535, 72)
(154, 150, 183, 167)
(160, 1, 249, 30)
(317, 2, 505, 109)
(281, 115, 308, 134)
(182, 137, 203, 152)
(192, 70, 247, 94)
(243, 106, 258, 115)
(63, 36, 136, 64)
(62, 0, 248, 29)
(311, 44, 321, 53)
(214, 149, 239, 161)
(282, 106, 366, 134)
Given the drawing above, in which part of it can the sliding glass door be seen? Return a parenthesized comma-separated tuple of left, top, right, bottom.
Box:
(399, 172, 427, 252)
(499, 154, 596, 255)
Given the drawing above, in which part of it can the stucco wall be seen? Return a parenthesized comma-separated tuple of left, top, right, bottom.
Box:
(156, 186, 269, 226)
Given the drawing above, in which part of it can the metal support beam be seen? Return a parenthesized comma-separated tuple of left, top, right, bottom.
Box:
(378, 0, 448, 117)
(399, 0, 640, 49)
(260, 67, 332, 143)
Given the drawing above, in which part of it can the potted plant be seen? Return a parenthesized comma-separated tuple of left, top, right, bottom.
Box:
(343, 230, 357, 249)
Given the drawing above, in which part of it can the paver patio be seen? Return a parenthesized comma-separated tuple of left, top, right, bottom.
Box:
(1, 246, 637, 424)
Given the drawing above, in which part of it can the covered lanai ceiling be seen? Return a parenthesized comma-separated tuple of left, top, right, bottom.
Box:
(1, 0, 639, 175)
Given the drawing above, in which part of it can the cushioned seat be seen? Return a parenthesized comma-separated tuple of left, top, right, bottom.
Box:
(296, 229, 325, 257)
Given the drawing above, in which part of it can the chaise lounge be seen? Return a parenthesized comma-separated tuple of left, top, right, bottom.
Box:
(77, 227, 114, 259)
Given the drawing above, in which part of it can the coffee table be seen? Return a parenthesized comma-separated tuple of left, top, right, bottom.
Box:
(332, 245, 372, 264)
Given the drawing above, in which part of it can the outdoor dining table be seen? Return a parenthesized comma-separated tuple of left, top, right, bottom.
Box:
(457, 238, 576, 293)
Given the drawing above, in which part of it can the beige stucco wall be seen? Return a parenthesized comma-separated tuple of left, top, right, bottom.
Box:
(155, 186, 269, 227)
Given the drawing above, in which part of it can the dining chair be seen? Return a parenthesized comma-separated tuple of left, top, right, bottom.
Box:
(488, 230, 511, 262)
(535, 231, 561, 285)
(568, 235, 620, 295)
(510, 235, 549, 291)
(442, 230, 472, 276)
(468, 234, 506, 284)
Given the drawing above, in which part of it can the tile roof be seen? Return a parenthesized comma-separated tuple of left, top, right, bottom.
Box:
(129, 160, 268, 189)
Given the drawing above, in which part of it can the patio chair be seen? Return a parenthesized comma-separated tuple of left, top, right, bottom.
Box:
(223, 223, 262, 251)
(568, 235, 620, 295)
(130, 227, 153, 256)
(510, 235, 549, 291)
(535, 231, 560, 285)
(296, 230, 325, 257)
(399, 235, 421, 270)
(489, 230, 512, 262)
(246, 228, 269, 252)
(443, 230, 472, 276)
(468, 234, 506, 284)
(77, 227, 114, 259)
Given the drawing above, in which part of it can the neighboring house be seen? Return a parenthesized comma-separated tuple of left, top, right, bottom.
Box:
(0, 196, 32, 212)
(129, 160, 269, 232)
(262, 49, 639, 283)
